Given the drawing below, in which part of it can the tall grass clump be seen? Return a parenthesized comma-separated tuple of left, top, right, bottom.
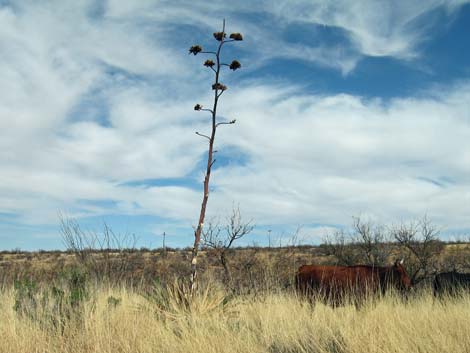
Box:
(1, 282, 470, 353)
(145, 279, 232, 320)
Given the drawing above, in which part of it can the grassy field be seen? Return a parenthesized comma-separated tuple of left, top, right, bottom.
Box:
(1, 282, 470, 353)
(1, 244, 469, 352)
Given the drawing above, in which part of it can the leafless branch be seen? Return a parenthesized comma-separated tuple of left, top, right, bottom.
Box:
(225, 206, 254, 249)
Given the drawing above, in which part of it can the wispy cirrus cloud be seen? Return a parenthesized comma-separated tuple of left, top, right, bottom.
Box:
(105, 0, 469, 73)
(266, 0, 470, 58)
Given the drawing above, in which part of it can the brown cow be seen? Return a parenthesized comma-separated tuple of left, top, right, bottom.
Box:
(295, 260, 412, 305)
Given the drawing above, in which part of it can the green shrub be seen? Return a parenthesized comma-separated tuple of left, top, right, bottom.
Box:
(13, 278, 38, 320)
(13, 268, 90, 332)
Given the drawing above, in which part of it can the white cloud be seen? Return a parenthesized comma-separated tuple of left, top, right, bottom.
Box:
(0, 0, 469, 246)
(209, 81, 470, 228)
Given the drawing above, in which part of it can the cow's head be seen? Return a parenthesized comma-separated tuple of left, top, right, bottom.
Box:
(391, 259, 412, 291)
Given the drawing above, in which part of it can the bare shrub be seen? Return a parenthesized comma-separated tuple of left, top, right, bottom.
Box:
(391, 215, 444, 285)
(60, 216, 137, 284)
(202, 206, 254, 286)
(322, 229, 358, 266)
(322, 217, 392, 266)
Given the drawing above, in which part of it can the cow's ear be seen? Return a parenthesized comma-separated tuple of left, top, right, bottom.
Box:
(394, 259, 403, 267)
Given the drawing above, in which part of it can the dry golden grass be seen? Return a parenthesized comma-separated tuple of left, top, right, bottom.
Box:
(1, 283, 470, 353)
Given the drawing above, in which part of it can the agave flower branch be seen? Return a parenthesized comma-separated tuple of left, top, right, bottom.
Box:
(194, 104, 213, 114)
(216, 119, 236, 127)
(195, 132, 211, 141)
(188, 19, 243, 292)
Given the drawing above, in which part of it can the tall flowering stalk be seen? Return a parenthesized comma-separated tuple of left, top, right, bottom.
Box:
(189, 20, 243, 291)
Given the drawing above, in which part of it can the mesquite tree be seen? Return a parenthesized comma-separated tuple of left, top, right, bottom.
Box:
(202, 206, 254, 285)
(392, 216, 444, 285)
(188, 20, 243, 291)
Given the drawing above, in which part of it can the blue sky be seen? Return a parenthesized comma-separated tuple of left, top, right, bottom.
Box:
(1, 0, 470, 250)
